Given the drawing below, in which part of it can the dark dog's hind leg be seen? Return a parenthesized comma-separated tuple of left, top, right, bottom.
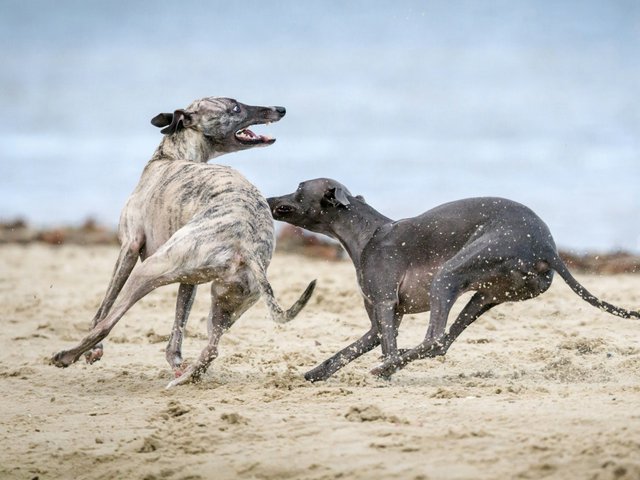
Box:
(371, 242, 501, 378)
(424, 291, 497, 357)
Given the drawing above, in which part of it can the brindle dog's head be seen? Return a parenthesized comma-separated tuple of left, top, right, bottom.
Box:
(151, 97, 286, 156)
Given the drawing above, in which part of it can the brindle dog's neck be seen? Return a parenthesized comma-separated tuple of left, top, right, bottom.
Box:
(150, 130, 218, 163)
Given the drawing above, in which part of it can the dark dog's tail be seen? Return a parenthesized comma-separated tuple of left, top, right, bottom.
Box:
(547, 254, 640, 319)
(246, 253, 316, 323)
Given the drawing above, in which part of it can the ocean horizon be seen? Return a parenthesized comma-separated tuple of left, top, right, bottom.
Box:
(1, 0, 638, 252)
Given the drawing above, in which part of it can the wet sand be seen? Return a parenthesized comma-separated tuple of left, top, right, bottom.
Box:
(1, 244, 639, 479)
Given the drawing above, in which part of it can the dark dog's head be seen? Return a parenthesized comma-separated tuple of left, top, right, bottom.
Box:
(267, 178, 364, 234)
(151, 97, 286, 157)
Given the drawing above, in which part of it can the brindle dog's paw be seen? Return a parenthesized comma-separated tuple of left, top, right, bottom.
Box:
(172, 360, 190, 379)
(166, 363, 205, 389)
(51, 350, 75, 368)
(84, 345, 103, 365)
(166, 375, 189, 389)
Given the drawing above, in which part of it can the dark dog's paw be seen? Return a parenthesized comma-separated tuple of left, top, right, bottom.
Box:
(369, 365, 389, 378)
(304, 368, 328, 383)
(370, 360, 399, 379)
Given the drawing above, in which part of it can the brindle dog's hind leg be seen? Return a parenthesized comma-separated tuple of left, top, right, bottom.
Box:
(84, 238, 143, 364)
(166, 277, 258, 388)
(52, 251, 175, 368)
(166, 283, 198, 375)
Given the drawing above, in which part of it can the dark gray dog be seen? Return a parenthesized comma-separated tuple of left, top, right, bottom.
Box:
(51, 97, 315, 388)
(268, 178, 639, 381)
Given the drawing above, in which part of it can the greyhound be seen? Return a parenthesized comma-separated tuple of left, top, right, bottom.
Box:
(267, 178, 639, 381)
(51, 97, 315, 388)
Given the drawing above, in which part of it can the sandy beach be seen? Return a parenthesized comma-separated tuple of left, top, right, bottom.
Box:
(1, 243, 639, 480)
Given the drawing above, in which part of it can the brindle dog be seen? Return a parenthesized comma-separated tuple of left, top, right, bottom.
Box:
(51, 97, 315, 388)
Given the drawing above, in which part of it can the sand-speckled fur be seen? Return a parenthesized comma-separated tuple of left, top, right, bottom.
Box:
(51, 97, 315, 388)
(268, 178, 639, 382)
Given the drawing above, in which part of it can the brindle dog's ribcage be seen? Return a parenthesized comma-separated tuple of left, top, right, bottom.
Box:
(128, 162, 274, 260)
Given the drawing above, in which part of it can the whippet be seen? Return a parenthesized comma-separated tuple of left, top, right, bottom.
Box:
(51, 97, 315, 388)
(267, 178, 639, 381)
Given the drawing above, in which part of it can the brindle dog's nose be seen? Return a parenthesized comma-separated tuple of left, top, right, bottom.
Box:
(275, 106, 286, 116)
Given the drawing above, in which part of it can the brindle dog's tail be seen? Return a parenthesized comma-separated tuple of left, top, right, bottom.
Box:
(545, 254, 640, 319)
(245, 253, 316, 323)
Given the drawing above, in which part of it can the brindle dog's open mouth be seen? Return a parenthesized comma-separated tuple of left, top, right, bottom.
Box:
(235, 124, 276, 145)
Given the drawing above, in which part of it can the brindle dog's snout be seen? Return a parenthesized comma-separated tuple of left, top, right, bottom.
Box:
(274, 106, 286, 116)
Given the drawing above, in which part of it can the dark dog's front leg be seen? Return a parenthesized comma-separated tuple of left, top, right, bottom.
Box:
(305, 327, 380, 382)
(368, 301, 401, 378)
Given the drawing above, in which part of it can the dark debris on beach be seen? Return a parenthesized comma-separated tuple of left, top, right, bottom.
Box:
(1, 220, 638, 274)
(1, 218, 117, 246)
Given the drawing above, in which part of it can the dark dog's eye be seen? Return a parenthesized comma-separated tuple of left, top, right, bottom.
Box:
(232, 105, 240, 113)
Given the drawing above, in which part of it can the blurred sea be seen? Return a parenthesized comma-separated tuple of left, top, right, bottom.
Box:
(0, 0, 638, 252)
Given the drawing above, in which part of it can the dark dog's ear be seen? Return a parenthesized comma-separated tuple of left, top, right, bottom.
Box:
(323, 187, 351, 208)
(355, 194, 366, 203)
(151, 109, 193, 135)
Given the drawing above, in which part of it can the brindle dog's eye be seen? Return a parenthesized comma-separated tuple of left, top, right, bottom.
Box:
(232, 105, 240, 113)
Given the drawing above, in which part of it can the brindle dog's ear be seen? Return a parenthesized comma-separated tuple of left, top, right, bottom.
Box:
(150, 112, 173, 128)
(151, 109, 193, 135)
(323, 187, 351, 208)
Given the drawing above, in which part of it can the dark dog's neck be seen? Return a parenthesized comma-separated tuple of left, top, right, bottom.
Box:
(150, 130, 218, 163)
(325, 201, 391, 267)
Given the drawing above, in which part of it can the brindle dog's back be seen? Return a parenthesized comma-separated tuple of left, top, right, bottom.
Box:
(124, 161, 274, 258)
